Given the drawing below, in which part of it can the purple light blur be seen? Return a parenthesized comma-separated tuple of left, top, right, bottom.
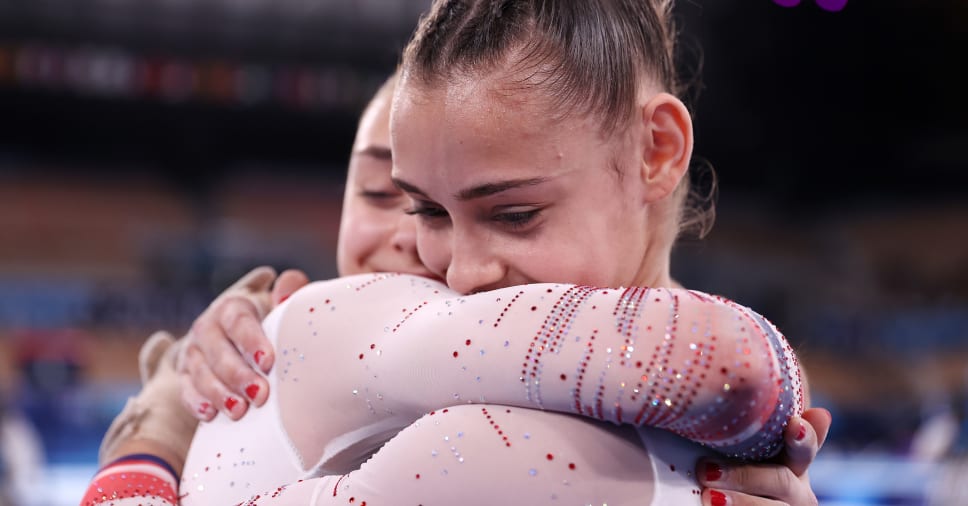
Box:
(773, 0, 848, 10)
(815, 0, 848, 11)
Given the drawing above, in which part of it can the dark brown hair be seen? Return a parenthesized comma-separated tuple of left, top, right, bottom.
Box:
(402, 0, 678, 134)
(401, 0, 715, 238)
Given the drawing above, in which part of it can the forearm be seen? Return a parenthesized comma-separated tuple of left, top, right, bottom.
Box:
(274, 275, 803, 460)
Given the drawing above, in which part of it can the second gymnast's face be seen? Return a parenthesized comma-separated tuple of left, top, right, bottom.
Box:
(391, 75, 663, 294)
(336, 86, 437, 279)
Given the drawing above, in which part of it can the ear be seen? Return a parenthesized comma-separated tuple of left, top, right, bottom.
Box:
(638, 93, 693, 203)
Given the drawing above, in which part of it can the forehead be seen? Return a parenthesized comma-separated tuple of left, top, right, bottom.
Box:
(393, 73, 617, 165)
(392, 80, 640, 204)
(353, 90, 393, 153)
(392, 84, 550, 188)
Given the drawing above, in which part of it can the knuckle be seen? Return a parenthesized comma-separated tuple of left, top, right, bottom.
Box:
(182, 345, 204, 372)
(731, 463, 755, 488)
(769, 466, 800, 497)
(212, 353, 249, 387)
(227, 366, 252, 391)
(771, 466, 793, 490)
(220, 297, 256, 332)
(211, 352, 236, 375)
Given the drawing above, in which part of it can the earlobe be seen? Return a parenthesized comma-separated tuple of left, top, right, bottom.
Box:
(639, 93, 694, 203)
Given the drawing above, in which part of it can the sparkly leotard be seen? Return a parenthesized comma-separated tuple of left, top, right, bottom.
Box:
(83, 274, 803, 505)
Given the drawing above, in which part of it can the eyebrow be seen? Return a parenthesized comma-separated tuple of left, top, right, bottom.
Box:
(353, 145, 392, 161)
(392, 176, 550, 201)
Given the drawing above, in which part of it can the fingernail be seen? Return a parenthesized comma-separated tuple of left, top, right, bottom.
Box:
(705, 461, 723, 482)
(224, 397, 239, 411)
(253, 350, 266, 367)
(279, 294, 291, 303)
(709, 490, 728, 506)
(245, 383, 260, 400)
(796, 423, 808, 441)
(197, 401, 212, 416)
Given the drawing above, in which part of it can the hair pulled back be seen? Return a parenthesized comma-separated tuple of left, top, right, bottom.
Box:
(402, 0, 678, 134)
(400, 0, 715, 239)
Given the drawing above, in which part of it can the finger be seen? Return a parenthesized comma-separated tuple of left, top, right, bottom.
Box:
(801, 407, 832, 449)
(196, 307, 269, 408)
(698, 459, 809, 505)
(179, 371, 217, 421)
(226, 265, 277, 295)
(138, 330, 176, 383)
(215, 296, 275, 374)
(216, 267, 276, 319)
(182, 343, 249, 420)
(272, 269, 310, 307)
(703, 488, 791, 506)
(781, 415, 822, 477)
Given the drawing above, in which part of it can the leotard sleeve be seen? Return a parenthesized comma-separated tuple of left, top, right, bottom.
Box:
(274, 274, 803, 463)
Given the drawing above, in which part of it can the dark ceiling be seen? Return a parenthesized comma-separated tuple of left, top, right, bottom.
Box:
(0, 0, 965, 208)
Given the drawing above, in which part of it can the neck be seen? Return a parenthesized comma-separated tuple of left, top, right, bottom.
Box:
(631, 242, 673, 289)
(631, 202, 678, 289)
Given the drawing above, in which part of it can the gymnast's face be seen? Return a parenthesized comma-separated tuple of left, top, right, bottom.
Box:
(392, 75, 670, 294)
(336, 87, 436, 278)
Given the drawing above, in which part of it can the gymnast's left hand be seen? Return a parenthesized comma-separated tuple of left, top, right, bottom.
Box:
(177, 266, 309, 421)
(696, 407, 832, 505)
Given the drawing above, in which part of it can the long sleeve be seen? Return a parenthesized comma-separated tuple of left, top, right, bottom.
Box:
(81, 455, 180, 506)
(271, 274, 803, 472)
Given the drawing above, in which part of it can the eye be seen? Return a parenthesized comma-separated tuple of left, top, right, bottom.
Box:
(360, 190, 400, 200)
(492, 209, 540, 230)
(359, 189, 404, 209)
(404, 201, 449, 221)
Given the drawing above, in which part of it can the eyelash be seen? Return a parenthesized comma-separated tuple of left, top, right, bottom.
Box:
(360, 190, 400, 200)
(404, 203, 447, 219)
(493, 209, 540, 229)
(405, 204, 540, 231)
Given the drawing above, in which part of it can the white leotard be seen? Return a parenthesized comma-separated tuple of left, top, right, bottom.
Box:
(85, 274, 803, 506)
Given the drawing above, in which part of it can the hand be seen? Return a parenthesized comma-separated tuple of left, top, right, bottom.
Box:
(99, 331, 198, 475)
(696, 407, 832, 505)
(178, 266, 310, 420)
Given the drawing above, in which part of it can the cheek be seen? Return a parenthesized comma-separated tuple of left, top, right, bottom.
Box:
(524, 248, 610, 286)
(338, 205, 394, 273)
(503, 221, 625, 287)
(414, 227, 450, 276)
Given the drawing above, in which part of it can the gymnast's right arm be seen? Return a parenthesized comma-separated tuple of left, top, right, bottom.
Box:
(271, 273, 803, 461)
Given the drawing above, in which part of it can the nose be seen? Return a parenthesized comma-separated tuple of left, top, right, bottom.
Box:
(444, 233, 506, 294)
(390, 213, 419, 257)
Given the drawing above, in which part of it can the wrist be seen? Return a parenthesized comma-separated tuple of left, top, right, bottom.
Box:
(104, 439, 186, 478)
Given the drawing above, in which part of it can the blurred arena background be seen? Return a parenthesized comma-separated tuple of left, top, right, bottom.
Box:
(0, 1, 966, 504)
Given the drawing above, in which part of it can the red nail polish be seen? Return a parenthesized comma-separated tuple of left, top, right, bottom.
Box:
(253, 350, 265, 367)
(245, 383, 260, 400)
(710, 490, 728, 506)
(224, 397, 239, 411)
(279, 294, 291, 303)
(704, 462, 723, 482)
(198, 402, 211, 415)
(796, 424, 807, 441)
